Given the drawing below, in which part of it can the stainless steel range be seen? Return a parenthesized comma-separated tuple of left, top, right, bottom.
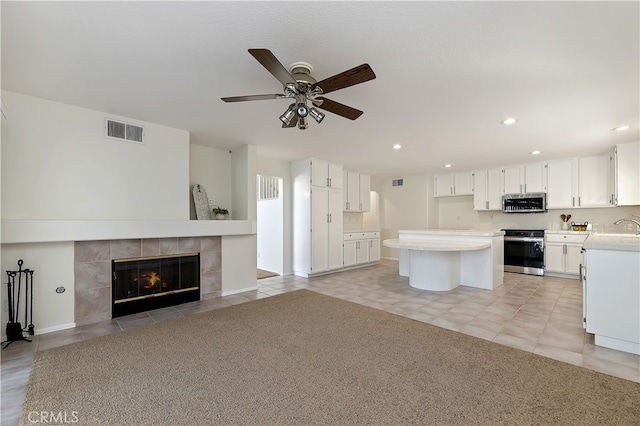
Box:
(502, 229, 545, 276)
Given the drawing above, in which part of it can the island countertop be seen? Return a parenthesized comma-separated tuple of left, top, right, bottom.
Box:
(398, 229, 505, 237)
(583, 233, 640, 252)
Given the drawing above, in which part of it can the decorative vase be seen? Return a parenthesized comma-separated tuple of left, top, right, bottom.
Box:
(215, 213, 226, 220)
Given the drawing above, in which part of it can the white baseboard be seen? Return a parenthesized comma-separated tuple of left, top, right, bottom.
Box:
(222, 286, 258, 296)
(36, 322, 77, 335)
(1, 322, 76, 341)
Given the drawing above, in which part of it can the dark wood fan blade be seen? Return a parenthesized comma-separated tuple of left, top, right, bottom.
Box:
(312, 64, 376, 94)
(248, 49, 296, 86)
(282, 115, 298, 128)
(221, 94, 284, 102)
(313, 97, 363, 120)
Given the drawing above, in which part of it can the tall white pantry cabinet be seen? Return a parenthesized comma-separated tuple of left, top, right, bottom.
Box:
(292, 158, 344, 277)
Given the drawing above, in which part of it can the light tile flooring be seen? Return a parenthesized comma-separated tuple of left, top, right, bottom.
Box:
(2, 259, 639, 425)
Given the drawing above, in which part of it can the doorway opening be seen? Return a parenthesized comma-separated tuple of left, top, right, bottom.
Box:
(257, 175, 284, 279)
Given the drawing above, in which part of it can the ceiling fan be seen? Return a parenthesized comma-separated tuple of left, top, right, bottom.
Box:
(221, 49, 376, 129)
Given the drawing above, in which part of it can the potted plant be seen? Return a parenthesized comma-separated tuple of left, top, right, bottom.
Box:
(212, 207, 229, 220)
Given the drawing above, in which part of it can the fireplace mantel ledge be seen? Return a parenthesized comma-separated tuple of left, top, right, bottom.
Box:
(1, 220, 256, 244)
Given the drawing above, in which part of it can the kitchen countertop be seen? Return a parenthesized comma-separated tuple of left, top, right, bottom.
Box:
(583, 233, 640, 252)
(545, 230, 591, 236)
(384, 239, 491, 251)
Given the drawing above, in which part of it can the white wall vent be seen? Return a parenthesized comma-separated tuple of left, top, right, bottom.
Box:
(105, 118, 144, 144)
(392, 178, 404, 187)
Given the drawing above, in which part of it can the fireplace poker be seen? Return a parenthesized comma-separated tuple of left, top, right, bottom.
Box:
(14, 260, 23, 329)
(27, 270, 35, 335)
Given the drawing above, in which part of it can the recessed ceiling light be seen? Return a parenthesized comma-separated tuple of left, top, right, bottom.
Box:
(501, 118, 517, 125)
(444, 164, 452, 168)
(613, 125, 630, 131)
(393, 144, 401, 150)
(530, 150, 541, 155)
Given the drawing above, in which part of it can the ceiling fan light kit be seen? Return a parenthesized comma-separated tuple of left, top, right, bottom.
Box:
(222, 48, 376, 130)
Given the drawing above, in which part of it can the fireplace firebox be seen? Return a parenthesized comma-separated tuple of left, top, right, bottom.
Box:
(112, 253, 200, 318)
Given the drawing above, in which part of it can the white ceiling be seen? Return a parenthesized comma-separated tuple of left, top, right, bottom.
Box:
(2, 1, 638, 177)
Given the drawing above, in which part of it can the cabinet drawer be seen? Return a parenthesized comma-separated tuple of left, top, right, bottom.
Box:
(546, 234, 588, 244)
(344, 231, 379, 241)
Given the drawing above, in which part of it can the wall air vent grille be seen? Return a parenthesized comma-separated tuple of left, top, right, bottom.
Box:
(392, 178, 404, 187)
(105, 118, 144, 144)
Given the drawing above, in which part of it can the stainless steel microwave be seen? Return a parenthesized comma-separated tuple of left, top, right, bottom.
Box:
(502, 193, 547, 213)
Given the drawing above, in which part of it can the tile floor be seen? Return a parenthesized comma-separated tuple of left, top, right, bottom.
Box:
(2, 259, 639, 425)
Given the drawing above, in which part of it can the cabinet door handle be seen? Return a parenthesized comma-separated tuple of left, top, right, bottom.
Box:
(572, 197, 575, 207)
(524, 184, 527, 193)
(578, 197, 581, 206)
(563, 244, 567, 255)
(359, 202, 362, 210)
(520, 184, 523, 193)
(485, 201, 489, 210)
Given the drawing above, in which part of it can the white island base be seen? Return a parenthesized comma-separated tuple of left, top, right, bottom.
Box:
(385, 230, 504, 292)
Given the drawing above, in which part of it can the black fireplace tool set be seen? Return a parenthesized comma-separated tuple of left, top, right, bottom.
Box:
(2, 260, 35, 349)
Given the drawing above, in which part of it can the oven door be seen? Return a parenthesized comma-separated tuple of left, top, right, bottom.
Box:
(503, 237, 545, 275)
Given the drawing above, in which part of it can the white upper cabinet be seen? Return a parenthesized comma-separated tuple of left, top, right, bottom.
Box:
(434, 172, 474, 197)
(311, 158, 343, 189)
(616, 141, 640, 206)
(359, 173, 371, 211)
(524, 162, 547, 193)
(502, 163, 547, 194)
(453, 172, 474, 195)
(435, 174, 454, 197)
(502, 166, 523, 194)
(546, 155, 614, 209)
(472, 168, 502, 210)
(343, 170, 371, 212)
(578, 154, 614, 208)
(547, 158, 577, 209)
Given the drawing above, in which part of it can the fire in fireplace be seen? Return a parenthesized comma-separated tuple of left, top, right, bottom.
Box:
(112, 253, 200, 318)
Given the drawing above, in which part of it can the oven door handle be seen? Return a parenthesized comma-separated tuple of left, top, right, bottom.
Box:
(504, 236, 544, 242)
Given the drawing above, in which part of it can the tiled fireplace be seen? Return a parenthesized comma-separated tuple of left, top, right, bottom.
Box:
(74, 237, 221, 326)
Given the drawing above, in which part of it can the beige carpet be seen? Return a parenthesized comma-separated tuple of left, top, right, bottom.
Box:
(22, 290, 640, 425)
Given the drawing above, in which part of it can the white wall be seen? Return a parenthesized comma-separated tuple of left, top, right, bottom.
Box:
(231, 144, 257, 221)
(1, 90, 190, 220)
(379, 174, 438, 259)
(189, 144, 232, 220)
(256, 156, 293, 275)
(1, 242, 75, 335)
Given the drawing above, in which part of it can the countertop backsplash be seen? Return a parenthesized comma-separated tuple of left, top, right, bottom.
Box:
(440, 196, 640, 233)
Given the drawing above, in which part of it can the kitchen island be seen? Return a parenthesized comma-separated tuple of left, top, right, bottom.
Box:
(583, 233, 640, 355)
(384, 229, 504, 291)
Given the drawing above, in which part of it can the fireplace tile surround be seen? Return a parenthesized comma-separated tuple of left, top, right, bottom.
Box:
(74, 237, 221, 326)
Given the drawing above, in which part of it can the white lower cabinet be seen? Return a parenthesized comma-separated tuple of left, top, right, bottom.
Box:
(343, 231, 380, 267)
(545, 233, 588, 278)
(584, 246, 640, 354)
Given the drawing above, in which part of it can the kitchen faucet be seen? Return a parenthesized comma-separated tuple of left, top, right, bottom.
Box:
(613, 214, 640, 234)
